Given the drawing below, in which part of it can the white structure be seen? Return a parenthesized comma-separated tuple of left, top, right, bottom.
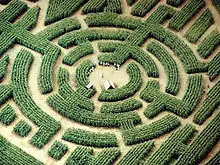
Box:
(103, 80, 115, 90)
(86, 82, 93, 89)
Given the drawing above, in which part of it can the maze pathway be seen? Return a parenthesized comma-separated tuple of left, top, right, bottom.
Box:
(0, 0, 219, 165)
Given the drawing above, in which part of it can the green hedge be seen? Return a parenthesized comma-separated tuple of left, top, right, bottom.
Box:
(98, 62, 142, 101)
(185, 9, 214, 43)
(0, 33, 16, 57)
(206, 151, 220, 165)
(208, 52, 220, 81)
(47, 94, 141, 127)
(48, 140, 68, 160)
(146, 41, 180, 95)
(121, 115, 180, 145)
(0, 0, 11, 5)
(11, 49, 61, 148)
(131, 0, 160, 17)
(175, 113, 220, 165)
(197, 29, 220, 58)
(0, 84, 12, 105)
(0, 104, 16, 126)
(45, 0, 85, 25)
(37, 18, 81, 41)
(141, 75, 204, 118)
(166, 0, 184, 7)
(0, 55, 9, 81)
(100, 98, 142, 113)
(169, 0, 205, 31)
(13, 120, 32, 137)
(0, 135, 44, 165)
(62, 128, 118, 147)
(145, 124, 196, 164)
(193, 81, 220, 125)
(118, 141, 154, 165)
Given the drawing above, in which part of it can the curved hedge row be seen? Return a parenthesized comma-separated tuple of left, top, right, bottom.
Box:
(118, 141, 154, 165)
(0, 104, 16, 126)
(58, 29, 131, 48)
(131, 0, 160, 17)
(198, 29, 220, 58)
(141, 75, 204, 118)
(184, 9, 214, 43)
(63, 42, 94, 66)
(0, 135, 44, 165)
(62, 128, 118, 147)
(0, 55, 9, 81)
(13, 120, 32, 137)
(75, 60, 96, 96)
(121, 115, 180, 145)
(208, 52, 220, 81)
(47, 94, 141, 127)
(144, 124, 196, 164)
(100, 98, 142, 113)
(57, 67, 94, 111)
(169, 0, 205, 31)
(11, 49, 61, 148)
(98, 62, 142, 102)
(37, 18, 81, 41)
(146, 41, 180, 95)
(193, 81, 220, 125)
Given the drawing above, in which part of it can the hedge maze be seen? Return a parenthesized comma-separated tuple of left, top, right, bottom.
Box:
(0, 0, 219, 164)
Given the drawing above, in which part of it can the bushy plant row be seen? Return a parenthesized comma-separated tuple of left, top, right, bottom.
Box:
(212, 0, 220, 14)
(98, 44, 159, 77)
(147, 41, 180, 95)
(197, 29, 220, 58)
(118, 141, 154, 165)
(57, 67, 94, 111)
(100, 98, 142, 113)
(175, 113, 220, 165)
(145, 5, 176, 24)
(98, 62, 142, 102)
(150, 24, 208, 73)
(85, 12, 141, 30)
(75, 60, 96, 95)
(11, 49, 61, 148)
(0, 135, 44, 165)
(131, 0, 160, 17)
(208, 52, 220, 81)
(166, 0, 184, 7)
(98, 42, 119, 52)
(66, 146, 120, 165)
(58, 29, 131, 48)
(141, 75, 204, 118)
(83, 0, 122, 14)
(144, 124, 196, 164)
(39, 45, 61, 94)
(0, 104, 16, 126)
(48, 140, 68, 160)
(76, 86, 95, 98)
(0, 55, 9, 81)
(0, 0, 28, 22)
(0, 33, 15, 57)
(126, 0, 136, 6)
(185, 9, 214, 43)
(13, 120, 32, 137)
(62, 128, 118, 147)
(0, 84, 12, 105)
(121, 115, 180, 145)
(193, 80, 220, 125)
(47, 94, 141, 127)
(63, 42, 94, 66)
(45, 0, 85, 25)
(169, 0, 205, 31)
(14, 7, 39, 31)
(37, 18, 81, 41)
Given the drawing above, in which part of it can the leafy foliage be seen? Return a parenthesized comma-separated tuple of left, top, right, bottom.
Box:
(0, 104, 16, 126)
(13, 120, 32, 137)
(48, 140, 68, 160)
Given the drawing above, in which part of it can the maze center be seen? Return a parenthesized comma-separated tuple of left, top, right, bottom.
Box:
(0, 0, 220, 165)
